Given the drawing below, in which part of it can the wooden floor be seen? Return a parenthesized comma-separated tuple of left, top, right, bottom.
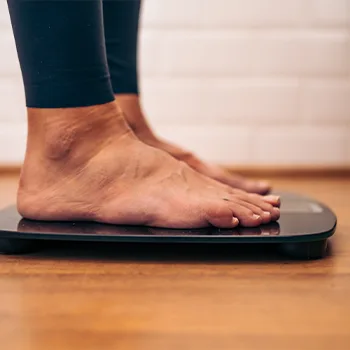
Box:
(0, 174, 349, 350)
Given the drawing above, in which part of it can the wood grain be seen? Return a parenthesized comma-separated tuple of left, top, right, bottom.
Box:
(0, 174, 349, 350)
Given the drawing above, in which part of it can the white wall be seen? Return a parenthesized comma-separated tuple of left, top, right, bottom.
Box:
(0, 0, 349, 166)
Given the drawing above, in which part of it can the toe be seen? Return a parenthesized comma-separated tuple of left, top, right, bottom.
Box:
(231, 193, 280, 222)
(263, 195, 281, 207)
(234, 200, 272, 224)
(244, 180, 271, 195)
(205, 202, 240, 228)
(247, 194, 280, 221)
(220, 169, 271, 195)
(202, 164, 271, 195)
(231, 197, 272, 224)
(228, 205, 264, 227)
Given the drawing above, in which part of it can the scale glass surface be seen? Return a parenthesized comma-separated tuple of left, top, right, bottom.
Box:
(0, 192, 337, 259)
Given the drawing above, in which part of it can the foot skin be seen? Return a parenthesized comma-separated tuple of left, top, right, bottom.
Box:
(116, 94, 271, 194)
(18, 101, 280, 229)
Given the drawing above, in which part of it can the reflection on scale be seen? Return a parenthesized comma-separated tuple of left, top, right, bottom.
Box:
(17, 218, 281, 237)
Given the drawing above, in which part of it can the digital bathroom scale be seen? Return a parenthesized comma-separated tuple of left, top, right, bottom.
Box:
(0, 192, 337, 259)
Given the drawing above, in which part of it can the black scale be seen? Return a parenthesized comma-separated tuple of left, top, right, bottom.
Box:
(0, 192, 337, 259)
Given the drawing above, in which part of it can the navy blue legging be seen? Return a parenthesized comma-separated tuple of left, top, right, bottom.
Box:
(7, 0, 141, 108)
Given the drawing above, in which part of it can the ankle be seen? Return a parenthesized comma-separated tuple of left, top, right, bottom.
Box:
(115, 94, 157, 141)
(26, 101, 132, 163)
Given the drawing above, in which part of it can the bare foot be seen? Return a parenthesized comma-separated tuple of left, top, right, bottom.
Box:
(116, 94, 271, 194)
(18, 101, 279, 228)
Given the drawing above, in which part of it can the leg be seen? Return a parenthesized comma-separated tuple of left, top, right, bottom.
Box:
(103, 0, 271, 195)
(8, 0, 280, 228)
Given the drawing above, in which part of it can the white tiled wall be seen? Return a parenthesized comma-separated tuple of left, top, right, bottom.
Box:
(0, 0, 349, 165)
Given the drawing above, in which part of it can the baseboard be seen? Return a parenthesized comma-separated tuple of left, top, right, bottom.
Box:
(0, 165, 21, 175)
(225, 165, 350, 178)
(1, 164, 350, 178)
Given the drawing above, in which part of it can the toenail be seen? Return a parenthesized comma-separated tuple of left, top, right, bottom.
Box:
(263, 211, 271, 217)
(253, 214, 261, 220)
(232, 217, 239, 225)
(258, 181, 270, 188)
(264, 195, 280, 201)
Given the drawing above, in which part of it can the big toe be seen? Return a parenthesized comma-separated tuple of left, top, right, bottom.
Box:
(263, 195, 281, 207)
(204, 202, 240, 228)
